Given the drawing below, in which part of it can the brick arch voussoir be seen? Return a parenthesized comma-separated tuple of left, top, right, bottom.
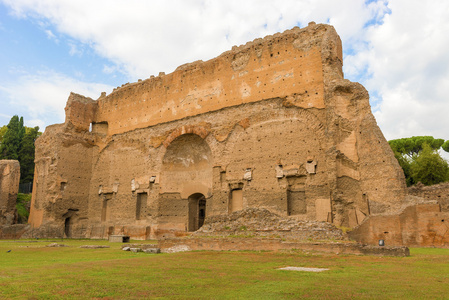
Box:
(162, 125, 210, 148)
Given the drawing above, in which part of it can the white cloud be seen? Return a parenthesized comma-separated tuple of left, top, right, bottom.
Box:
(44, 29, 58, 42)
(0, 112, 12, 119)
(102, 64, 117, 75)
(67, 40, 83, 56)
(0, 70, 113, 129)
(1, 0, 382, 80)
(353, 0, 449, 141)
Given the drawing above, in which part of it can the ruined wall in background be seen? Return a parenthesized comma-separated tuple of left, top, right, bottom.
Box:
(349, 204, 449, 247)
(0, 160, 20, 225)
(407, 182, 449, 212)
(29, 22, 407, 239)
(28, 95, 96, 237)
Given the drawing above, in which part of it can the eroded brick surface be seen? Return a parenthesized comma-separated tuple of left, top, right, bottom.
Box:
(0, 160, 20, 225)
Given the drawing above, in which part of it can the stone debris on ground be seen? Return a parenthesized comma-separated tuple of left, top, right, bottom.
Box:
(46, 243, 68, 247)
(121, 245, 161, 254)
(194, 207, 347, 241)
(79, 245, 110, 249)
(278, 266, 329, 272)
(162, 245, 191, 253)
(143, 248, 161, 254)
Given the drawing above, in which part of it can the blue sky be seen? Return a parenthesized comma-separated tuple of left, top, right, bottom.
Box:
(1, 0, 449, 145)
(0, 4, 125, 86)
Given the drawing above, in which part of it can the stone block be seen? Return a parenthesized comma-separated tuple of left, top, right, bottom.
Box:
(143, 248, 161, 254)
(109, 235, 130, 243)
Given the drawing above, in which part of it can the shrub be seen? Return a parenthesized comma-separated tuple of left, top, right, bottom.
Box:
(16, 193, 31, 223)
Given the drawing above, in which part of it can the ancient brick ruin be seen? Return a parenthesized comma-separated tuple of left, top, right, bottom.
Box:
(349, 183, 449, 247)
(0, 160, 20, 226)
(29, 22, 411, 242)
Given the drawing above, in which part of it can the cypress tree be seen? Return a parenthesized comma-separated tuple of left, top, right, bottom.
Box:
(19, 126, 40, 183)
(18, 116, 25, 143)
(0, 115, 20, 160)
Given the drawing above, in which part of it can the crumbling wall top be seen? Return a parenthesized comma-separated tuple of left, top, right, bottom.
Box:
(92, 23, 343, 136)
(64, 92, 98, 132)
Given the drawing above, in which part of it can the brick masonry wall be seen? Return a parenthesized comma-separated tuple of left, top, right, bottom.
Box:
(408, 182, 449, 211)
(158, 237, 410, 257)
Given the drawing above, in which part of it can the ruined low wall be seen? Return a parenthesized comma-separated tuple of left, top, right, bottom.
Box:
(0, 160, 20, 225)
(408, 182, 449, 211)
(158, 237, 410, 256)
(348, 204, 449, 247)
(0, 224, 29, 239)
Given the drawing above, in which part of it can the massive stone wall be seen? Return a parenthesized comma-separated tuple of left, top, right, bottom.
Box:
(29, 22, 407, 239)
(0, 160, 20, 225)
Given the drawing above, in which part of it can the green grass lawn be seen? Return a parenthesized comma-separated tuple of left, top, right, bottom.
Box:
(0, 239, 448, 299)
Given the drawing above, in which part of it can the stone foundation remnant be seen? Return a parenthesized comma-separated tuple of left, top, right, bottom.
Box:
(157, 237, 410, 257)
(0, 160, 20, 225)
(28, 22, 424, 246)
(349, 182, 449, 247)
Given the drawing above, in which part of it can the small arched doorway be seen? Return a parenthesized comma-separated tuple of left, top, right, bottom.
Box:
(62, 209, 78, 238)
(64, 217, 72, 237)
(188, 193, 206, 231)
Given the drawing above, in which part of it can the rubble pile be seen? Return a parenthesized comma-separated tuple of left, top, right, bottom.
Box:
(195, 208, 347, 241)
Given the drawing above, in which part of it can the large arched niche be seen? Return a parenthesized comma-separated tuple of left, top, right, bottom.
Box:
(223, 107, 326, 179)
(222, 107, 328, 218)
(224, 117, 324, 186)
(160, 133, 213, 198)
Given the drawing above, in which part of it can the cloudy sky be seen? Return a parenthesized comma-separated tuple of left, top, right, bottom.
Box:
(0, 0, 448, 144)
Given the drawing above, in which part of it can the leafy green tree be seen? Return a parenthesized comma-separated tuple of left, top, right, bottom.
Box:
(0, 126, 7, 144)
(16, 193, 31, 224)
(1, 116, 42, 183)
(409, 143, 449, 186)
(0, 115, 21, 160)
(389, 137, 449, 186)
(19, 126, 40, 183)
(392, 151, 415, 186)
(442, 140, 449, 153)
(389, 136, 445, 158)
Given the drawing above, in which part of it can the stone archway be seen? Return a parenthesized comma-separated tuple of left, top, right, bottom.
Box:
(160, 133, 213, 231)
(62, 209, 78, 238)
(188, 193, 206, 231)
